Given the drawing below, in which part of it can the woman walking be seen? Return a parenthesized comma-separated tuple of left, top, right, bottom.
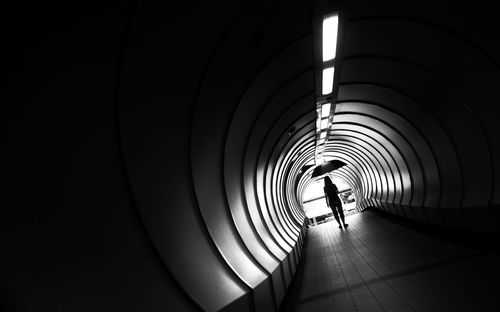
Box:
(323, 176, 348, 229)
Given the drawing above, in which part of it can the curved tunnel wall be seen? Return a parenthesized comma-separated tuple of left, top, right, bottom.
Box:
(324, 0, 500, 233)
(3, 0, 500, 311)
(118, 0, 313, 311)
(119, 0, 500, 309)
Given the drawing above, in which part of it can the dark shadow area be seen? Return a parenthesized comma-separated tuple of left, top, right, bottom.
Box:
(295, 250, 482, 306)
(279, 235, 308, 312)
(365, 207, 500, 253)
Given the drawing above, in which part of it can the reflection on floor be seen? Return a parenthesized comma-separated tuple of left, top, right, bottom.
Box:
(283, 212, 500, 311)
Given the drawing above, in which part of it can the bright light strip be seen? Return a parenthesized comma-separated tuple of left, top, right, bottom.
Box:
(316, 156, 324, 165)
(316, 12, 340, 165)
(320, 118, 328, 129)
(322, 67, 335, 95)
(321, 103, 331, 118)
(322, 14, 338, 62)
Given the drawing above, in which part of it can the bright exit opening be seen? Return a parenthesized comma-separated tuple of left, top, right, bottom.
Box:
(302, 176, 357, 226)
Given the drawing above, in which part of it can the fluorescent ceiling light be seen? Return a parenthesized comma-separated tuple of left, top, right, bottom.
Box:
(320, 118, 328, 129)
(322, 67, 335, 95)
(321, 103, 331, 118)
(322, 14, 338, 62)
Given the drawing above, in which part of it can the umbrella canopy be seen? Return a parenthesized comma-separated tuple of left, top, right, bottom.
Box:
(295, 164, 315, 190)
(311, 159, 347, 178)
(300, 164, 314, 173)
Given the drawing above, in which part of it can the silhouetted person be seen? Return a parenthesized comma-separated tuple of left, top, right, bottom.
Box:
(324, 176, 348, 229)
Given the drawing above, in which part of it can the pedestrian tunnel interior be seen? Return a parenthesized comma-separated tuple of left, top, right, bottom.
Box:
(117, 1, 500, 311)
(4, 0, 500, 312)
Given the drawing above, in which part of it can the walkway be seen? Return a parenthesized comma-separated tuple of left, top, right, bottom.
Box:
(283, 211, 500, 311)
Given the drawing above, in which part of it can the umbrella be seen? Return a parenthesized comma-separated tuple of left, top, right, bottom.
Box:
(311, 159, 347, 178)
(300, 164, 314, 173)
(294, 164, 315, 190)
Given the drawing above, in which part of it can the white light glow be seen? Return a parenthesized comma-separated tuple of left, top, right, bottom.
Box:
(321, 103, 331, 118)
(322, 67, 335, 95)
(320, 132, 327, 139)
(320, 118, 328, 129)
(322, 14, 338, 62)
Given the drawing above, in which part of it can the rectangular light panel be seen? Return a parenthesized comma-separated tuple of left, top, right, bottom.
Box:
(320, 118, 328, 129)
(322, 67, 335, 95)
(316, 157, 324, 165)
(322, 14, 339, 62)
(321, 103, 331, 118)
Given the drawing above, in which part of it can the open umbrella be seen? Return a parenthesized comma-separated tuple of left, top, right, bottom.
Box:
(295, 164, 315, 190)
(311, 159, 347, 178)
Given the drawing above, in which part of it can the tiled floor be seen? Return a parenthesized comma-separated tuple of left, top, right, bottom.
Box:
(285, 212, 500, 311)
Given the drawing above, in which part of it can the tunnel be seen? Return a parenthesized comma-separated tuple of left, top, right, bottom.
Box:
(3, 0, 500, 311)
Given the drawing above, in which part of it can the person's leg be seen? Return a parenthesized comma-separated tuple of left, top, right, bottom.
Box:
(336, 202, 348, 227)
(331, 208, 342, 229)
